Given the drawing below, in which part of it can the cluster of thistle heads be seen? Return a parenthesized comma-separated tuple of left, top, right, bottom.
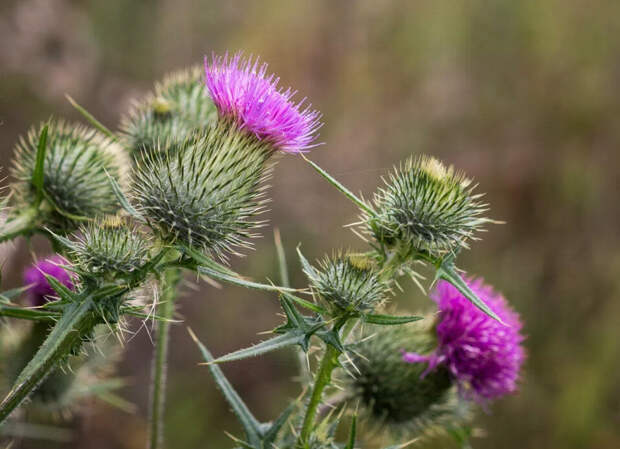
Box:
(0, 51, 525, 448)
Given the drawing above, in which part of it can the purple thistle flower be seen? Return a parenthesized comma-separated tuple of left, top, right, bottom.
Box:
(23, 255, 75, 306)
(403, 278, 525, 402)
(204, 52, 322, 153)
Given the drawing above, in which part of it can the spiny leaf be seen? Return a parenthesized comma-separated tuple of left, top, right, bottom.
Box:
(0, 285, 32, 303)
(197, 265, 296, 293)
(363, 313, 423, 326)
(106, 170, 144, 221)
(43, 273, 80, 303)
(262, 402, 297, 446)
(188, 328, 262, 447)
(0, 304, 59, 321)
(32, 124, 48, 207)
(296, 246, 319, 280)
(273, 228, 290, 288)
(0, 299, 97, 424)
(280, 291, 326, 314)
(179, 243, 240, 277)
(46, 228, 78, 251)
(344, 415, 357, 449)
(435, 258, 503, 324)
(301, 154, 375, 216)
(203, 332, 306, 365)
(66, 94, 117, 141)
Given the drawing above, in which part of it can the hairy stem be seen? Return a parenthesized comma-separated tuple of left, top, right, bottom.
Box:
(297, 318, 355, 447)
(0, 207, 38, 243)
(148, 268, 181, 449)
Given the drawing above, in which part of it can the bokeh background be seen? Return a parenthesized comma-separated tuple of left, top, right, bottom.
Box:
(1, 0, 619, 448)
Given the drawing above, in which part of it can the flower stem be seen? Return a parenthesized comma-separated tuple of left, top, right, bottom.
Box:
(148, 267, 181, 449)
(0, 207, 38, 243)
(297, 318, 355, 447)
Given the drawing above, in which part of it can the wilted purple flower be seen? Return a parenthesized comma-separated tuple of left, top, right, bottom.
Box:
(403, 278, 525, 402)
(204, 53, 322, 153)
(23, 255, 75, 306)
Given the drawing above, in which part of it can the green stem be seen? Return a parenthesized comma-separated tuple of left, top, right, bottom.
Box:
(0, 298, 97, 424)
(148, 268, 181, 449)
(0, 207, 38, 243)
(297, 319, 356, 448)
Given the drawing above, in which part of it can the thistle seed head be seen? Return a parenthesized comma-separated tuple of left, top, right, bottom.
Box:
(350, 322, 469, 438)
(366, 156, 489, 257)
(303, 253, 390, 315)
(131, 122, 272, 261)
(70, 216, 151, 279)
(10, 121, 129, 229)
(120, 66, 217, 158)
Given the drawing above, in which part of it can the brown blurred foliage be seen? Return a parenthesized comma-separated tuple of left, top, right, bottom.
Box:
(1, 0, 619, 448)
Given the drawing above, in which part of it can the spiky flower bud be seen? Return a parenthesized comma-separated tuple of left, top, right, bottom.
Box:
(132, 123, 272, 260)
(403, 278, 525, 402)
(23, 255, 76, 306)
(349, 323, 469, 438)
(70, 217, 151, 279)
(10, 121, 129, 229)
(302, 253, 389, 315)
(365, 156, 489, 257)
(205, 52, 322, 153)
(120, 66, 217, 158)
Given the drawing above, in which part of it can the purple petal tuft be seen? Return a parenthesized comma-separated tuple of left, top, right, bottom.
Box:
(23, 255, 75, 306)
(204, 52, 322, 153)
(404, 278, 525, 402)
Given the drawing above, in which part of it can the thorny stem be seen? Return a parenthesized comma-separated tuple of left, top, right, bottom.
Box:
(297, 318, 356, 448)
(148, 267, 182, 449)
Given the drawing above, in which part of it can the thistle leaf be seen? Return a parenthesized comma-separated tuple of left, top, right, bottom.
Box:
(205, 332, 306, 365)
(188, 328, 262, 447)
(435, 258, 503, 323)
(46, 228, 78, 251)
(197, 265, 295, 293)
(0, 299, 97, 424)
(43, 273, 80, 303)
(262, 402, 296, 446)
(0, 285, 32, 303)
(273, 228, 290, 288)
(66, 94, 117, 141)
(32, 124, 48, 207)
(301, 154, 375, 216)
(179, 243, 240, 277)
(105, 170, 144, 221)
(363, 313, 423, 326)
(280, 291, 326, 314)
(0, 304, 59, 321)
(344, 415, 357, 449)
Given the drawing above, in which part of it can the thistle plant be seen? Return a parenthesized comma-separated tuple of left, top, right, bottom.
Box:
(0, 51, 525, 449)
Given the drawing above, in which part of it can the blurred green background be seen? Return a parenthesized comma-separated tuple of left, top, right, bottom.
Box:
(1, 0, 619, 448)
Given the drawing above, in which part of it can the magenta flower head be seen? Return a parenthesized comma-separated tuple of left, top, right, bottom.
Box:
(23, 255, 75, 306)
(403, 278, 525, 403)
(204, 52, 322, 153)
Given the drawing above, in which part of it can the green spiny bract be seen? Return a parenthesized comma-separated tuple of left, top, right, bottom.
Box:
(70, 217, 151, 280)
(303, 253, 390, 315)
(349, 321, 469, 439)
(365, 156, 489, 257)
(120, 66, 217, 159)
(10, 121, 129, 229)
(131, 122, 273, 261)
